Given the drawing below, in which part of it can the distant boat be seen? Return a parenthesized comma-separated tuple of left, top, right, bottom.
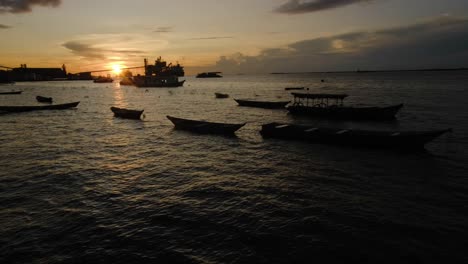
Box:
(93, 76, 114, 83)
(287, 93, 403, 120)
(167, 115, 245, 135)
(110, 107, 144, 120)
(0, 91, 22, 95)
(196, 72, 222, 78)
(285, 87, 305, 91)
(133, 75, 185, 88)
(36, 96, 53, 103)
(260, 122, 452, 150)
(215, 92, 229, 99)
(234, 99, 290, 109)
(0, 102, 80, 112)
(119, 77, 134, 86)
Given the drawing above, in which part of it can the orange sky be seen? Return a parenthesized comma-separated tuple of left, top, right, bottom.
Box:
(1, 0, 468, 74)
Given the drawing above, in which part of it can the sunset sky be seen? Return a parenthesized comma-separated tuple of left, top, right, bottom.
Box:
(1, 0, 468, 74)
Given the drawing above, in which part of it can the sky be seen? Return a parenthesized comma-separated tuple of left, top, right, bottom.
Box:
(1, 0, 468, 74)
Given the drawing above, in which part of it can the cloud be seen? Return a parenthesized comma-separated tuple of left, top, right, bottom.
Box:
(62, 40, 146, 60)
(208, 16, 468, 73)
(0, 0, 61, 14)
(275, 0, 373, 14)
(188, 36, 234, 40)
(0, 23, 11, 28)
(61, 33, 170, 69)
(154, 26, 173, 33)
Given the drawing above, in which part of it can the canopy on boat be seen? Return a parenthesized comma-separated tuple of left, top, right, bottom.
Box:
(291, 93, 348, 99)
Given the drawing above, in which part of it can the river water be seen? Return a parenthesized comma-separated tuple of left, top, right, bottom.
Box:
(1, 71, 467, 263)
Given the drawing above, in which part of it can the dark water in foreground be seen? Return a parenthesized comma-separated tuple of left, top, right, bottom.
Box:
(1, 72, 467, 263)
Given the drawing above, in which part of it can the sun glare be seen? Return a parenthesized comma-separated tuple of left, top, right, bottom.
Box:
(112, 64, 122, 75)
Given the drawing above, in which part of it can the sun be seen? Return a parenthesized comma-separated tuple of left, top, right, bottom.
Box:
(112, 64, 122, 75)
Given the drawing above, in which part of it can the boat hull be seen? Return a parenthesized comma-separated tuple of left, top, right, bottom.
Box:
(235, 99, 290, 109)
(285, 87, 305, 91)
(0, 91, 22, 95)
(167, 115, 245, 135)
(260, 122, 451, 150)
(0, 102, 80, 112)
(36, 96, 53, 103)
(110, 107, 143, 120)
(215, 93, 229, 99)
(133, 76, 185, 88)
(287, 104, 403, 120)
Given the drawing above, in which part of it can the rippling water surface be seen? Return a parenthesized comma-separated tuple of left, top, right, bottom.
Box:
(1, 72, 467, 263)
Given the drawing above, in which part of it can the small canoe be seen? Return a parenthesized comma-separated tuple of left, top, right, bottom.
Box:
(0, 91, 22, 95)
(36, 96, 53, 103)
(234, 99, 290, 109)
(0, 102, 80, 112)
(260, 122, 452, 150)
(167, 115, 245, 135)
(110, 107, 144, 120)
(215, 92, 229, 99)
(285, 87, 305, 91)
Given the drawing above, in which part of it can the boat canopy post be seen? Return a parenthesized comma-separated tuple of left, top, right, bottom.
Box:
(291, 92, 349, 107)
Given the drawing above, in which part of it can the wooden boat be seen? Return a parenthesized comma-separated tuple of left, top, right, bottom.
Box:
(167, 115, 245, 135)
(260, 122, 452, 150)
(119, 77, 134, 86)
(0, 102, 80, 112)
(285, 87, 305, 91)
(133, 75, 185, 88)
(196, 72, 222, 78)
(215, 92, 229, 99)
(110, 107, 144, 120)
(234, 99, 290, 109)
(36, 96, 53, 103)
(93, 76, 114, 83)
(287, 93, 403, 120)
(0, 91, 22, 95)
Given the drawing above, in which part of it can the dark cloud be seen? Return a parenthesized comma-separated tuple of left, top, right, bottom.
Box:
(62, 41, 145, 60)
(188, 36, 234, 40)
(0, 23, 11, 28)
(0, 0, 61, 14)
(209, 17, 468, 73)
(154, 26, 172, 33)
(275, 0, 373, 14)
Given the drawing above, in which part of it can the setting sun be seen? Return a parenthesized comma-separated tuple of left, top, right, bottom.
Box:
(112, 64, 122, 75)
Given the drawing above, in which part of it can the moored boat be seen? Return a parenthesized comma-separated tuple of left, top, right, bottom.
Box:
(93, 76, 114, 83)
(0, 91, 22, 95)
(36, 96, 53, 103)
(167, 115, 245, 135)
(119, 77, 134, 86)
(234, 99, 290, 109)
(196, 72, 222, 78)
(285, 87, 305, 91)
(0, 101, 80, 112)
(215, 92, 229, 99)
(110, 107, 144, 120)
(260, 122, 452, 150)
(287, 93, 403, 120)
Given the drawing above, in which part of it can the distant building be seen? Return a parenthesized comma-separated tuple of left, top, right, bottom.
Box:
(10, 64, 67, 81)
(0, 70, 11, 83)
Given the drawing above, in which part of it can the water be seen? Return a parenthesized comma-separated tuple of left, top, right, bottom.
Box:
(1, 72, 467, 263)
